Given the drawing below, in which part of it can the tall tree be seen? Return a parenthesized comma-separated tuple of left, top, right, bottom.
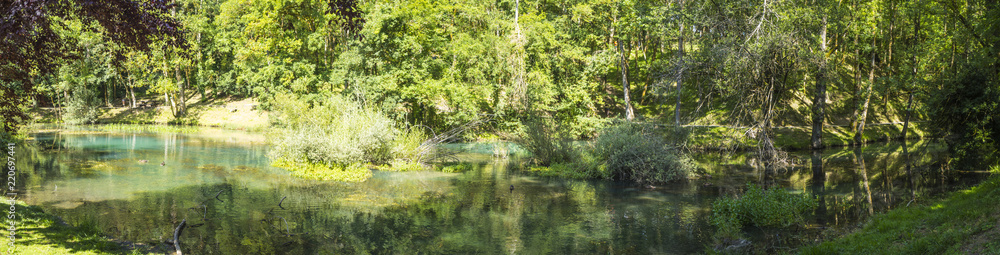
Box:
(812, 9, 828, 149)
(0, 0, 185, 134)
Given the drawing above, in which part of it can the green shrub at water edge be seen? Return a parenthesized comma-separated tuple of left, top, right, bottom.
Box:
(594, 122, 694, 183)
(710, 183, 817, 240)
(63, 85, 101, 125)
(268, 93, 427, 181)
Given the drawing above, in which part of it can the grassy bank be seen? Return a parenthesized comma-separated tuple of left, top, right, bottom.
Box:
(0, 202, 141, 255)
(801, 168, 1000, 254)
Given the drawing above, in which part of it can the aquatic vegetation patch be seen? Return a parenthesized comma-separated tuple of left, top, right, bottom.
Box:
(272, 158, 372, 182)
(197, 164, 227, 172)
(436, 162, 477, 173)
(710, 183, 816, 241)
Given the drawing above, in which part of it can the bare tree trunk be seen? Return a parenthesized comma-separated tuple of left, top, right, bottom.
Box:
(853, 50, 876, 145)
(619, 39, 635, 121)
(812, 15, 828, 149)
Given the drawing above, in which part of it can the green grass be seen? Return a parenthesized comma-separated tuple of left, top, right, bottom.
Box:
(0, 202, 142, 255)
(800, 172, 1000, 255)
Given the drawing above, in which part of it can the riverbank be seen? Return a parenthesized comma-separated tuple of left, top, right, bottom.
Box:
(28, 97, 268, 131)
(0, 202, 143, 254)
(678, 121, 934, 151)
(801, 167, 1000, 254)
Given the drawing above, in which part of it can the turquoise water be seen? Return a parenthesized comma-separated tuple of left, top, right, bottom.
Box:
(13, 128, 988, 254)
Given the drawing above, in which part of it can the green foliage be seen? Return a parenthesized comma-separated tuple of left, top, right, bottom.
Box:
(928, 67, 1000, 167)
(594, 122, 693, 183)
(518, 115, 578, 166)
(710, 183, 817, 240)
(268, 93, 427, 181)
(63, 84, 101, 125)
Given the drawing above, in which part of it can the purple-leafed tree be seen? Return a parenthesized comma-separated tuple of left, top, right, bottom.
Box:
(0, 0, 186, 135)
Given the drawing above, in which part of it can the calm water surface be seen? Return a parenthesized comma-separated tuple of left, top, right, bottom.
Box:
(14, 128, 987, 254)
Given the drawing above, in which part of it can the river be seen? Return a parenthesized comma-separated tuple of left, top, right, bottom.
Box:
(12, 127, 988, 254)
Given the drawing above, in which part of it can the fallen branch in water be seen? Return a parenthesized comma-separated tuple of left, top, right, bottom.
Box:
(278, 196, 287, 209)
(171, 219, 187, 255)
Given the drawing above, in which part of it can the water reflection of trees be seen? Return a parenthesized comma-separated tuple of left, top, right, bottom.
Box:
(34, 161, 718, 254)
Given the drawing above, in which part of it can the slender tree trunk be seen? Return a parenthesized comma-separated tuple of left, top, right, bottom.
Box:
(175, 64, 186, 117)
(675, 0, 685, 126)
(854, 148, 874, 215)
(812, 15, 828, 149)
(902, 92, 914, 140)
(619, 39, 635, 121)
(854, 50, 876, 145)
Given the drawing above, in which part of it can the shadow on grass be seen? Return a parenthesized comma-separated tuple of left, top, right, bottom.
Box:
(8, 202, 137, 254)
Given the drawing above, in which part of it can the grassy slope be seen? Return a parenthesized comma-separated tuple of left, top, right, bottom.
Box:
(801, 172, 1000, 255)
(0, 202, 141, 255)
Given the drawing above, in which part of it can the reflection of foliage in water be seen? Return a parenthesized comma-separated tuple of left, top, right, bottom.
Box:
(16, 130, 993, 254)
(39, 163, 716, 254)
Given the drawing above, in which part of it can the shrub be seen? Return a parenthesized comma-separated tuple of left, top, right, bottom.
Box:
(594, 122, 693, 183)
(710, 183, 817, 239)
(518, 115, 576, 166)
(268, 93, 426, 181)
(63, 86, 101, 125)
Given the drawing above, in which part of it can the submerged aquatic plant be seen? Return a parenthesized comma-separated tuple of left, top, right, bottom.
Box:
(710, 183, 817, 240)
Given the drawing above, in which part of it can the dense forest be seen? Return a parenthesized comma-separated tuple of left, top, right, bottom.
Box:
(3, 0, 999, 176)
(2, 1, 1000, 253)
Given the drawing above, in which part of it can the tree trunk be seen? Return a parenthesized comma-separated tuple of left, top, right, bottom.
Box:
(812, 15, 828, 149)
(853, 51, 876, 145)
(675, 0, 685, 126)
(175, 63, 186, 117)
(619, 39, 635, 121)
(854, 148, 874, 215)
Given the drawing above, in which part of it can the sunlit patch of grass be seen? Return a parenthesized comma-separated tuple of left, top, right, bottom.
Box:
(271, 158, 372, 182)
(801, 173, 1000, 254)
(0, 202, 143, 254)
